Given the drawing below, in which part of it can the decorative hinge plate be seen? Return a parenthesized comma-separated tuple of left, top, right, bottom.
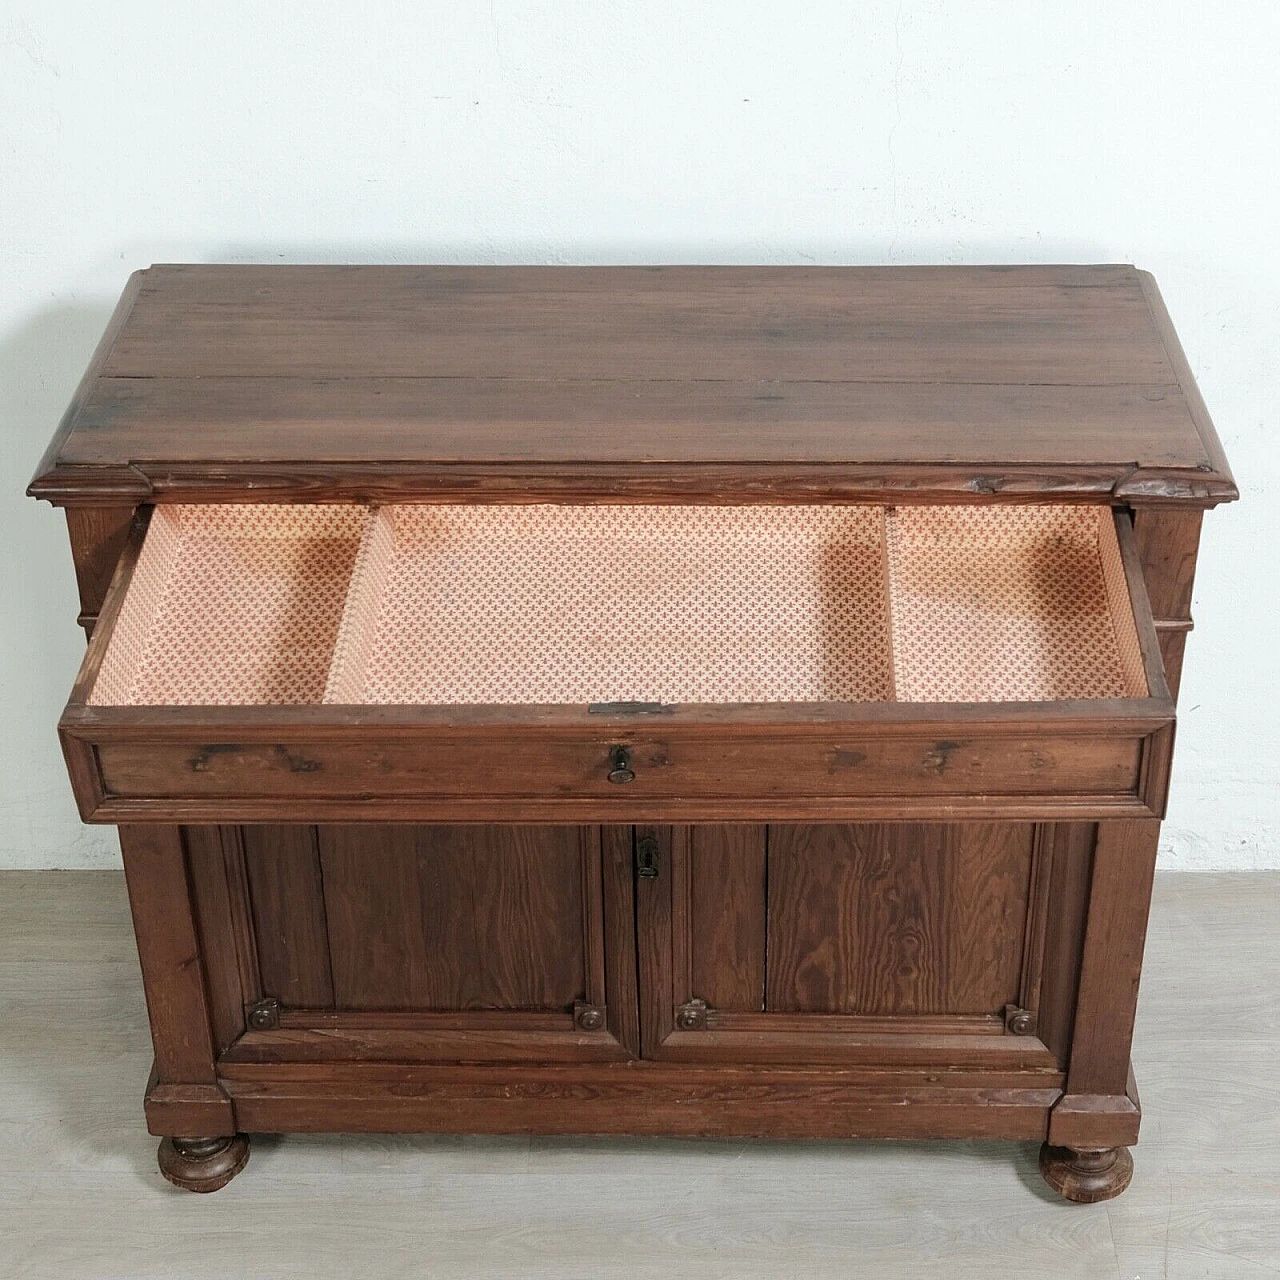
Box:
(246, 997, 280, 1031)
(572, 1001, 607, 1033)
(674, 999, 709, 1032)
(1004, 1004, 1038, 1036)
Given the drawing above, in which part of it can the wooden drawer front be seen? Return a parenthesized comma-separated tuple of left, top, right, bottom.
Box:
(71, 721, 1167, 823)
(60, 502, 1174, 823)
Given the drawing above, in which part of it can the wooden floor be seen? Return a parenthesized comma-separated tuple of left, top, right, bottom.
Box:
(1, 871, 1277, 1279)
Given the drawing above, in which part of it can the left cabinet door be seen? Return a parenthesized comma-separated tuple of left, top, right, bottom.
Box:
(191, 823, 637, 1064)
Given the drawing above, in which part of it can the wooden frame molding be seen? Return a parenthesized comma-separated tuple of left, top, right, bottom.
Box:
(118, 825, 234, 1137)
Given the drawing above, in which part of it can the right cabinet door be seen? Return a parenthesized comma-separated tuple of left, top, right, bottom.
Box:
(636, 822, 1092, 1072)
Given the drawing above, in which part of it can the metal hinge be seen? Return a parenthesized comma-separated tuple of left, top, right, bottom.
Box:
(572, 1002, 608, 1032)
(635, 835, 660, 880)
(1004, 1004, 1038, 1036)
(246, 998, 280, 1031)
(674, 999, 709, 1031)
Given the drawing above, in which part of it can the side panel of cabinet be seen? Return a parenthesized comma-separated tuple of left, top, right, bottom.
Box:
(637, 822, 1081, 1072)
(191, 823, 637, 1064)
(1131, 505, 1204, 701)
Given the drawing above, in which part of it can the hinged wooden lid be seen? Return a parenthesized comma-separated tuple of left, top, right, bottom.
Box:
(28, 264, 1236, 507)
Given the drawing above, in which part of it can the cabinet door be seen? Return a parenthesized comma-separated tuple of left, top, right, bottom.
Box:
(636, 823, 1076, 1071)
(200, 823, 637, 1063)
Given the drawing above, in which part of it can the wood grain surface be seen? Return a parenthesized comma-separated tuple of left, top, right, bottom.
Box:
(241, 825, 334, 1009)
(764, 824, 1033, 1017)
(688, 825, 768, 1013)
(27, 265, 1237, 504)
(314, 825, 592, 1012)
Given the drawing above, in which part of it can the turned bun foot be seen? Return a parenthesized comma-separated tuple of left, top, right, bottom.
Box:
(157, 1134, 250, 1192)
(1039, 1143, 1133, 1203)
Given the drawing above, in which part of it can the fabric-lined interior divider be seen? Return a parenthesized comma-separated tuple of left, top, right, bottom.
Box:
(89, 502, 1148, 707)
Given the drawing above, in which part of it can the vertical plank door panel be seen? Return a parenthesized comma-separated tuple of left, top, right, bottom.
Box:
(241, 825, 335, 1009)
(689, 825, 768, 1012)
(1036, 823, 1097, 1067)
(316, 825, 591, 1012)
(765, 824, 1034, 1016)
(184, 825, 248, 1054)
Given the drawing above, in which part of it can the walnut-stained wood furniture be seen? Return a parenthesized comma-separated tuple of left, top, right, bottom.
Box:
(29, 265, 1235, 1200)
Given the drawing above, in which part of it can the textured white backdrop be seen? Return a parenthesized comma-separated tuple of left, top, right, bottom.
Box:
(1, 2, 1274, 868)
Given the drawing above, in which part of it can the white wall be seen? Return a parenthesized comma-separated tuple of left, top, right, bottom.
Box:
(2, 2, 1276, 870)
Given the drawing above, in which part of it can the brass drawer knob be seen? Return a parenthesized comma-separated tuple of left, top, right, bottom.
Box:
(607, 745, 635, 784)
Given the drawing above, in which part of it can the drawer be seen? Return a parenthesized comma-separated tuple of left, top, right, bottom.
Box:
(60, 503, 1175, 823)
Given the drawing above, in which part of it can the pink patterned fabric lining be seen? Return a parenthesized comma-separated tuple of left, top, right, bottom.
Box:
(90, 505, 368, 706)
(325, 505, 892, 705)
(90, 503, 1148, 707)
(886, 505, 1148, 702)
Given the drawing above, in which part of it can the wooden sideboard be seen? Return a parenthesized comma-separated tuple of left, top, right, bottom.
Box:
(28, 264, 1235, 1201)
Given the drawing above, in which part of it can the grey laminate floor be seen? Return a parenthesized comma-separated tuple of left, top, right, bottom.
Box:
(1, 871, 1277, 1279)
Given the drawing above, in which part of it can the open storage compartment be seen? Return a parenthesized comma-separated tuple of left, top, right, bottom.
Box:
(62, 502, 1174, 823)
